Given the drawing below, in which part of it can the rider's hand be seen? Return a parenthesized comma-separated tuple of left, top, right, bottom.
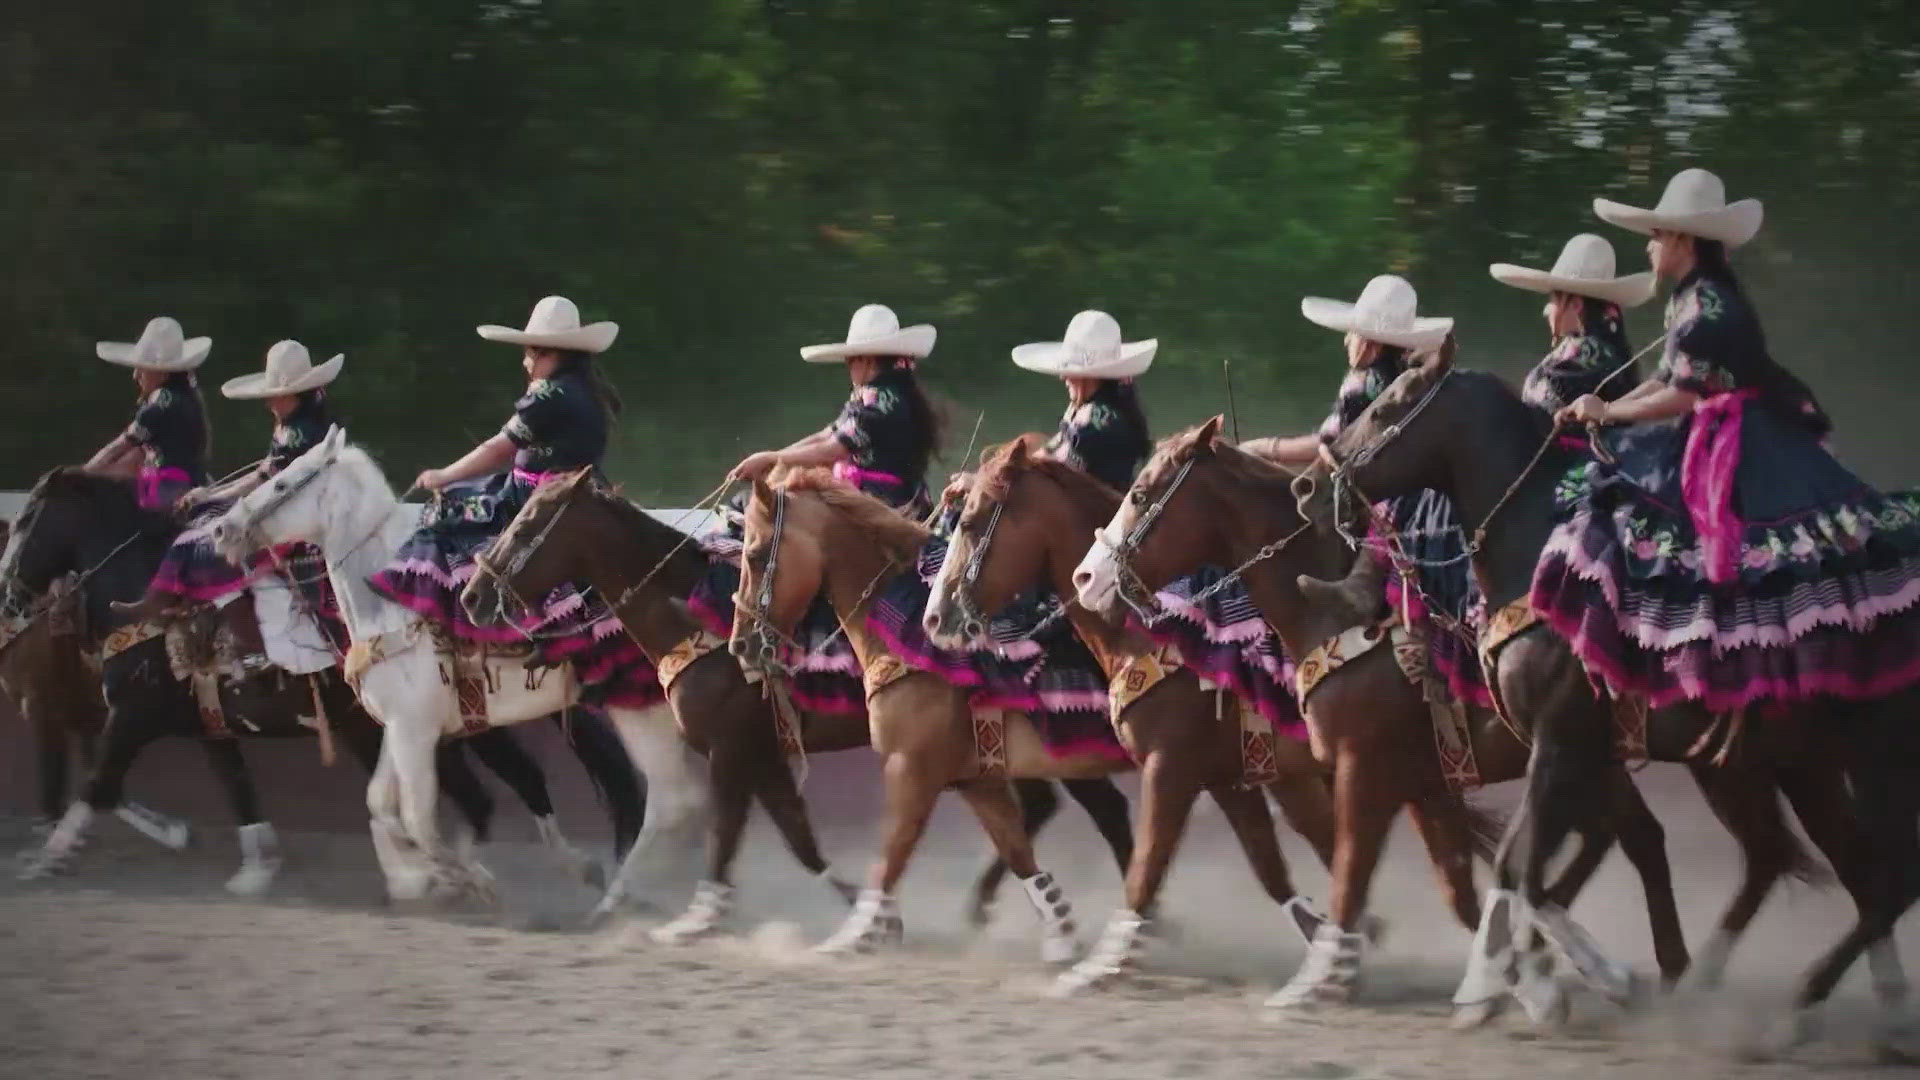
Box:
(1557, 394, 1611, 426)
(173, 487, 209, 514)
(415, 468, 451, 491)
(942, 471, 973, 501)
(728, 452, 780, 483)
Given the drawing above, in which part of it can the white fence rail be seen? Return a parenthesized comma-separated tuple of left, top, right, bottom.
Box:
(0, 492, 719, 535)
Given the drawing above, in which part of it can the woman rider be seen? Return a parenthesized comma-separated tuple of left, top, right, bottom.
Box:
(1539, 168, 1920, 707)
(1248, 275, 1489, 708)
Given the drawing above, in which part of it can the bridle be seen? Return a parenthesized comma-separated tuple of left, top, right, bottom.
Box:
(1098, 453, 1313, 625)
(470, 485, 576, 624)
(944, 499, 1005, 642)
(735, 489, 792, 674)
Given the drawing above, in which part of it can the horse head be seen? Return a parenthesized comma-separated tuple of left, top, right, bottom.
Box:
(462, 467, 600, 625)
(728, 469, 928, 674)
(209, 425, 364, 565)
(1290, 354, 1462, 538)
(1, 467, 149, 614)
(925, 434, 1120, 651)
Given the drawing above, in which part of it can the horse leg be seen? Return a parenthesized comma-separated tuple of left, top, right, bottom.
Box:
(365, 738, 428, 901)
(1264, 771, 1338, 869)
(198, 737, 280, 897)
(750, 744, 858, 904)
(651, 742, 754, 944)
(384, 716, 470, 901)
(1060, 777, 1135, 884)
(954, 775, 1080, 965)
(971, 779, 1058, 929)
(1589, 768, 1689, 987)
(595, 706, 707, 920)
(1216, 780, 1343, 948)
(559, 708, 646, 868)
(434, 739, 495, 871)
(1268, 739, 1399, 1009)
(30, 699, 69, 825)
(1055, 749, 1194, 994)
(22, 700, 170, 879)
(816, 751, 937, 956)
(1678, 759, 1802, 993)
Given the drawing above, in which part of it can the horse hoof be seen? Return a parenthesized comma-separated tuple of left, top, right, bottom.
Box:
(15, 848, 73, 881)
(815, 889, 903, 956)
(1266, 926, 1366, 1011)
(1872, 1009, 1920, 1066)
(225, 860, 279, 898)
(650, 882, 731, 945)
(1050, 910, 1149, 996)
(1745, 1007, 1820, 1062)
(966, 897, 994, 930)
(1041, 931, 1080, 966)
(1449, 998, 1505, 1031)
(1359, 914, 1387, 948)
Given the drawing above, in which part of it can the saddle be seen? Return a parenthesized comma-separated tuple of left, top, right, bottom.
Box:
(343, 624, 547, 738)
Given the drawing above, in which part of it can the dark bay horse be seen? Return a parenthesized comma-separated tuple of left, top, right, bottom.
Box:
(1074, 419, 1809, 1019)
(459, 468, 1136, 939)
(1298, 360, 1916, 1055)
(730, 469, 1134, 963)
(922, 435, 1352, 993)
(1, 467, 642, 896)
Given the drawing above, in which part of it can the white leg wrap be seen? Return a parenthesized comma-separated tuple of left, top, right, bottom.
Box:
(226, 822, 281, 897)
(1020, 870, 1079, 964)
(815, 888, 903, 956)
(1453, 888, 1522, 1008)
(1051, 909, 1150, 996)
(18, 803, 92, 880)
(1266, 923, 1367, 1009)
(1532, 903, 1635, 1004)
(1869, 937, 1909, 1005)
(651, 881, 733, 944)
(116, 803, 191, 850)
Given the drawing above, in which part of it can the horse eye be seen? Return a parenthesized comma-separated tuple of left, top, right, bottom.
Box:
(274, 480, 287, 492)
(1130, 489, 1148, 506)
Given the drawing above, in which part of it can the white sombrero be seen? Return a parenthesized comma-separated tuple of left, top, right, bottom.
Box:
(800, 304, 936, 363)
(221, 340, 344, 400)
(1300, 275, 1453, 351)
(477, 296, 619, 354)
(1489, 233, 1657, 307)
(96, 316, 210, 372)
(1012, 310, 1157, 380)
(1593, 168, 1763, 248)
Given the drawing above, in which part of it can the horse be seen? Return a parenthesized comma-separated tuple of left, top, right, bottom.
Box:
(0, 465, 637, 896)
(1296, 359, 1916, 1055)
(919, 434, 1359, 992)
(730, 468, 1135, 963)
(206, 426, 703, 905)
(458, 467, 1138, 939)
(1071, 417, 1835, 1020)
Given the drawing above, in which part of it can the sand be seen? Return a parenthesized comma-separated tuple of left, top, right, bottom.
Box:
(1, 751, 1915, 1080)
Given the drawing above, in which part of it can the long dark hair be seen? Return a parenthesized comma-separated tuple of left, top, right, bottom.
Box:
(555, 350, 623, 425)
(878, 356, 946, 475)
(1095, 378, 1152, 465)
(1693, 239, 1831, 437)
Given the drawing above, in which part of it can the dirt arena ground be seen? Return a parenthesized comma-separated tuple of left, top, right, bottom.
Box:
(1, 717, 1915, 1080)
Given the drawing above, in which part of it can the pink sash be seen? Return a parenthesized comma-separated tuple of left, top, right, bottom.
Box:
(1680, 388, 1758, 584)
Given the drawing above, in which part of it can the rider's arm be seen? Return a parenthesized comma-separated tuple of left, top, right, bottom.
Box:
(1604, 385, 1698, 424)
(84, 434, 142, 476)
(1240, 434, 1322, 466)
(435, 435, 517, 485)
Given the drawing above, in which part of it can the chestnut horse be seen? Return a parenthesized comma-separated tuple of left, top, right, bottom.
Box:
(732, 469, 1136, 964)
(922, 435, 1363, 993)
(1074, 419, 1810, 1019)
(1298, 360, 1915, 1054)
(460, 468, 1137, 937)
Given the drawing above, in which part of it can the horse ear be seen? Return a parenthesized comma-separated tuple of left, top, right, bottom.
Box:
(1012, 433, 1041, 463)
(1197, 415, 1225, 449)
(750, 475, 776, 509)
(321, 425, 346, 454)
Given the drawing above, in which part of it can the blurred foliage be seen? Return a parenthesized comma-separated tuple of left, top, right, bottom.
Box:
(4, 0, 1918, 498)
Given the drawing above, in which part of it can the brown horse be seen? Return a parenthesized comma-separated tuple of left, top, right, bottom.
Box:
(1072, 419, 1799, 1019)
(731, 468, 1136, 963)
(460, 469, 1137, 939)
(921, 435, 1361, 992)
(1297, 360, 1916, 1053)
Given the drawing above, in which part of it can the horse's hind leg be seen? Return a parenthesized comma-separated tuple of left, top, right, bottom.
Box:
(30, 700, 70, 824)
(1593, 768, 1687, 986)
(596, 706, 707, 920)
(1679, 759, 1804, 992)
(199, 737, 280, 897)
(971, 779, 1058, 928)
(954, 775, 1080, 965)
(23, 699, 170, 879)
(1264, 772, 1338, 869)
(751, 746, 858, 902)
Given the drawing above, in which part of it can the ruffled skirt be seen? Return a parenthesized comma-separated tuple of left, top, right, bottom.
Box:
(1531, 400, 1920, 709)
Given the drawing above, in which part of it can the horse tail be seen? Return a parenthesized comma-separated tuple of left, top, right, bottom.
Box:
(557, 707, 646, 859)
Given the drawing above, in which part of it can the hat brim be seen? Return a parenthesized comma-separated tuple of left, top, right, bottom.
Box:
(476, 322, 619, 354)
(220, 354, 344, 400)
(800, 324, 936, 363)
(96, 336, 211, 371)
(1592, 197, 1764, 249)
(1010, 339, 1157, 380)
(1489, 264, 1658, 308)
(1299, 298, 1454, 351)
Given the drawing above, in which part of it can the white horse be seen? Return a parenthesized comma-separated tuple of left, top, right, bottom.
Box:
(207, 427, 708, 905)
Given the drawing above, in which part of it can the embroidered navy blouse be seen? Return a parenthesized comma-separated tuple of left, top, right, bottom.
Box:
(125, 372, 208, 482)
(830, 366, 929, 486)
(263, 394, 333, 474)
(501, 369, 608, 474)
(1045, 382, 1149, 490)
(1522, 302, 1638, 414)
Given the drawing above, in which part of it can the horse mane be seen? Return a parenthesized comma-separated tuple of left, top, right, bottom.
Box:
(766, 467, 931, 561)
(970, 434, 1120, 523)
(1359, 359, 1549, 453)
(1149, 421, 1298, 497)
(585, 479, 711, 585)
